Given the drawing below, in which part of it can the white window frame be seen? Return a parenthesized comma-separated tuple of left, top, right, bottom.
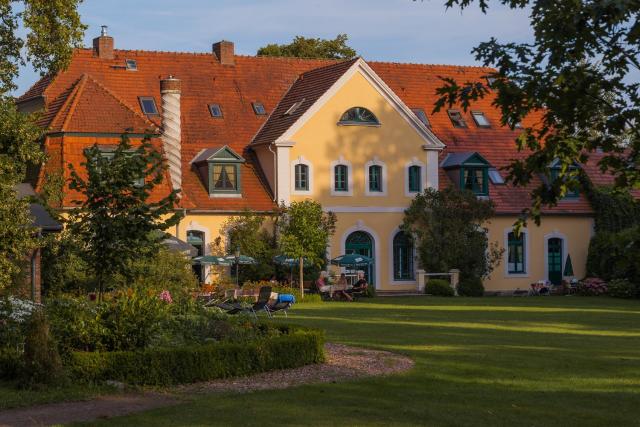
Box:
(404, 157, 426, 197)
(503, 227, 530, 278)
(291, 156, 313, 196)
(364, 158, 387, 196)
(330, 157, 353, 196)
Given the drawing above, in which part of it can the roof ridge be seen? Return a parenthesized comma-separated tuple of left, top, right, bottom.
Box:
(47, 75, 84, 131)
(80, 73, 160, 132)
(60, 75, 88, 131)
(369, 60, 495, 71)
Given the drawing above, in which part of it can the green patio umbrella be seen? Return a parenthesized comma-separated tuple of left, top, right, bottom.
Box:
(274, 255, 312, 284)
(564, 254, 574, 277)
(192, 255, 232, 266)
(330, 254, 373, 268)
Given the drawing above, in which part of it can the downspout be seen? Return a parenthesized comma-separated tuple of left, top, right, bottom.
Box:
(268, 143, 277, 202)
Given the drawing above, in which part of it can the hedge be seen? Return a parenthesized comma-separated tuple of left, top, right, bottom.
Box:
(68, 325, 324, 385)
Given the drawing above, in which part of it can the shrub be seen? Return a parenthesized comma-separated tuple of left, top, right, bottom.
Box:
(587, 226, 640, 284)
(0, 297, 36, 349)
(575, 277, 608, 296)
(457, 276, 484, 297)
(426, 279, 454, 296)
(0, 347, 23, 380)
(68, 325, 324, 385)
(607, 279, 637, 299)
(22, 309, 64, 385)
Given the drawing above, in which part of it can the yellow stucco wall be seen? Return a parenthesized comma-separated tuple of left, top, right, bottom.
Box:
(289, 71, 430, 206)
(484, 216, 594, 291)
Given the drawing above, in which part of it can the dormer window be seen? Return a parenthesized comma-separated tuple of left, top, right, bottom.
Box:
(252, 102, 267, 115)
(338, 107, 379, 126)
(441, 152, 491, 196)
(139, 97, 158, 115)
(447, 109, 467, 128)
(192, 146, 245, 197)
(549, 159, 580, 198)
(471, 111, 490, 128)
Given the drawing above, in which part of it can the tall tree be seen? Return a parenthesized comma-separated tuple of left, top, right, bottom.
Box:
(0, 0, 86, 292)
(278, 201, 336, 298)
(68, 135, 181, 299)
(257, 34, 357, 59)
(402, 187, 503, 280)
(428, 0, 640, 224)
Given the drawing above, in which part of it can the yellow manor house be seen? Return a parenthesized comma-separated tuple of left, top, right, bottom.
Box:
(18, 30, 611, 293)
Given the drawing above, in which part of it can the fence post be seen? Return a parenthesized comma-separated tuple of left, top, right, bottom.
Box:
(417, 269, 426, 292)
(449, 269, 460, 296)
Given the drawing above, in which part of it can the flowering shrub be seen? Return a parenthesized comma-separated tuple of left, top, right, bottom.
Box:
(0, 297, 37, 323)
(159, 290, 173, 304)
(575, 277, 608, 296)
(607, 279, 638, 299)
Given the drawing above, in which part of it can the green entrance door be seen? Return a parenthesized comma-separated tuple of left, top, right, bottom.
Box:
(345, 231, 374, 285)
(547, 238, 563, 285)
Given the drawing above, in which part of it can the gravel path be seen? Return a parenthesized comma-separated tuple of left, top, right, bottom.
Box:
(0, 343, 413, 427)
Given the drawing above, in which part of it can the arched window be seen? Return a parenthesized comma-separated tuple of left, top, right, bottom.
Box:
(334, 164, 348, 192)
(507, 231, 525, 274)
(393, 231, 414, 280)
(294, 164, 309, 191)
(338, 107, 379, 125)
(408, 165, 422, 193)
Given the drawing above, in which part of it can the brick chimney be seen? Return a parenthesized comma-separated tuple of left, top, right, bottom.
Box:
(212, 40, 235, 66)
(93, 25, 114, 59)
(160, 76, 182, 192)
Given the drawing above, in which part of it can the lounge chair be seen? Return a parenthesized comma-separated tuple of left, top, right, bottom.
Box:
(247, 286, 273, 318)
(266, 293, 295, 317)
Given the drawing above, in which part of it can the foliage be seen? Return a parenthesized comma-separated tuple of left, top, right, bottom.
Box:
(587, 226, 640, 285)
(457, 276, 485, 297)
(607, 279, 638, 299)
(223, 211, 277, 282)
(46, 294, 107, 355)
(425, 279, 454, 297)
(68, 135, 182, 297)
(575, 278, 608, 296)
(68, 325, 324, 385)
(116, 247, 199, 310)
(581, 181, 640, 233)
(0, 0, 85, 292)
(41, 230, 91, 295)
(431, 0, 640, 224)
(402, 187, 502, 279)
(278, 201, 336, 296)
(0, 296, 36, 351)
(257, 34, 356, 59)
(22, 309, 64, 385)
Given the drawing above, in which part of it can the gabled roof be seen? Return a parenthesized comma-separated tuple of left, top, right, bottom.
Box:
(441, 152, 490, 169)
(252, 57, 445, 150)
(192, 145, 245, 164)
(252, 58, 358, 147)
(48, 74, 159, 134)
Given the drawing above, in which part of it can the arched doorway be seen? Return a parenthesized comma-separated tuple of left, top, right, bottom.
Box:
(547, 237, 563, 285)
(187, 230, 205, 283)
(345, 231, 375, 285)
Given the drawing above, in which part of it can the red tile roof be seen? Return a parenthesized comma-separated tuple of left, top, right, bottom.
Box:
(18, 46, 614, 214)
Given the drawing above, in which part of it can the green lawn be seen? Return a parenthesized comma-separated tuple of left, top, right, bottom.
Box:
(0, 381, 115, 411)
(74, 297, 640, 425)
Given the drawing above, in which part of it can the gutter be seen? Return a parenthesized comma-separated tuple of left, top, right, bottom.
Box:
(268, 142, 277, 202)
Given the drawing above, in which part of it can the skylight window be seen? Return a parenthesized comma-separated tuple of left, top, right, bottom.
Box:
(488, 168, 505, 185)
(125, 59, 137, 70)
(411, 108, 430, 127)
(208, 104, 223, 118)
(486, 76, 497, 88)
(284, 98, 305, 116)
(252, 102, 267, 115)
(447, 109, 467, 128)
(139, 97, 158, 115)
(472, 111, 491, 128)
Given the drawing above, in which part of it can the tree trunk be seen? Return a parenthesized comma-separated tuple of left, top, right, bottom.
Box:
(299, 257, 304, 300)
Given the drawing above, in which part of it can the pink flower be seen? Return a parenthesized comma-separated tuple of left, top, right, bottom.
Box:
(159, 290, 173, 304)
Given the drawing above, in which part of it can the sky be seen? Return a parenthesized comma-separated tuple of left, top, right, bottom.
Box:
(14, 0, 534, 95)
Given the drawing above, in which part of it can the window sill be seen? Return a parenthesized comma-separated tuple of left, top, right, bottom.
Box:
(505, 273, 529, 278)
(210, 193, 242, 198)
(365, 191, 387, 197)
(330, 191, 353, 197)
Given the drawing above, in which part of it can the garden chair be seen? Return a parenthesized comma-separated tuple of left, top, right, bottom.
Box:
(245, 286, 273, 318)
(265, 293, 295, 317)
